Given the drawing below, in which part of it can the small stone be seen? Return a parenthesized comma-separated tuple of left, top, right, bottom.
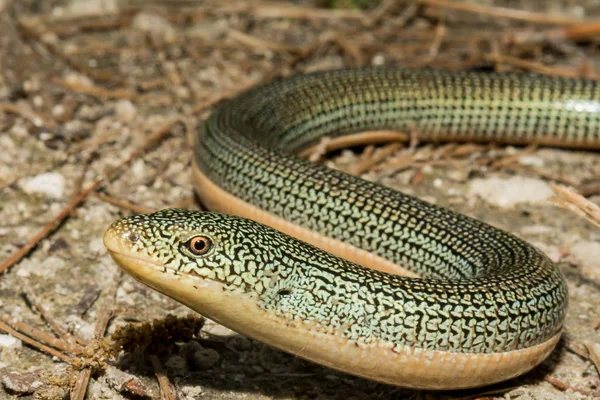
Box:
(43, 256, 65, 272)
(519, 155, 544, 167)
(202, 321, 236, 337)
(372, 53, 385, 66)
(132, 12, 176, 44)
(164, 355, 187, 377)
(88, 237, 106, 255)
(227, 335, 252, 351)
(180, 385, 204, 398)
(190, 348, 220, 370)
(105, 365, 150, 398)
(19, 172, 66, 199)
(115, 100, 136, 122)
(188, 20, 228, 42)
(121, 280, 136, 293)
(39, 132, 53, 141)
(33, 95, 43, 108)
(520, 225, 553, 235)
(469, 176, 554, 208)
(569, 241, 600, 280)
(66, 0, 117, 15)
(0, 334, 22, 350)
(178, 340, 203, 361)
(0, 370, 44, 395)
(131, 159, 146, 178)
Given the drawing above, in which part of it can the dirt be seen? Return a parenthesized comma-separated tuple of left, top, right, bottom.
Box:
(0, 0, 599, 399)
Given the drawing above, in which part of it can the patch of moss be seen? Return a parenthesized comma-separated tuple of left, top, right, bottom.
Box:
(110, 314, 205, 355)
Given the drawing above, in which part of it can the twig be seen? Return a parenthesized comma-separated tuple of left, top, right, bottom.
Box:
(228, 29, 309, 55)
(169, 195, 198, 210)
(150, 355, 176, 400)
(0, 319, 71, 363)
(18, 13, 133, 39)
(348, 142, 403, 175)
(94, 271, 121, 339)
(454, 385, 521, 400)
(418, 0, 592, 26)
(70, 153, 95, 203)
(0, 102, 58, 130)
(321, 32, 363, 66)
(304, 137, 332, 162)
(544, 375, 594, 396)
(297, 130, 409, 159)
(373, 153, 416, 172)
(23, 290, 88, 348)
(0, 0, 9, 14)
(191, 79, 257, 113)
(52, 77, 136, 99)
(578, 182, 600, 198)
(70, 370, 92, 400)
(18, 17, 118, 83)
(368, 0, 403, 25)
(550, 184, 600, 229)
(69, 129, 121, 154)
(487, 53, 598, 79)
(0, 119, 179, 274)
(216, 2, 365, 21)
(490, 144, 538, 169)
(584, 342, 600, 377)
(0, 311, 79, 354)
(70, 269, 122, 400)
(426, 24, 447, 63)
(503, 164, 577, 186)
(94, 193, 155, 214)
(507, 23, 600, 45)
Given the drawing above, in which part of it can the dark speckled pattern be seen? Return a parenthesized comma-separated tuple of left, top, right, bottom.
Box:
(137, 68, 600, 353)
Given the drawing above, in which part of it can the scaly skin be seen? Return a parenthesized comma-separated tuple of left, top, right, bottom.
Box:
(104, 68, 600, 389)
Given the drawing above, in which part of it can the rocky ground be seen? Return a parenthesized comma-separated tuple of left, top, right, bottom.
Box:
(0, 0, 599, 399)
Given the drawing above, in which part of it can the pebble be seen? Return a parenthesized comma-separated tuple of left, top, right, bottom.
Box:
(132, 12, 176, 44)
(52, 104, 65, 117)
(0, 334, 22, 350)
(66, 0, 118, 15)
(520, 225, 554, 235)
(0, 370, 43, 395)
(178, 341, 203, 361)
(131, 159, 146, 178)
(202, 321, 236, 337)
(190, 348, 220, 370)
(468, 176, 554, 208)
(165, 355, 187, 377)
(518, 155, 545, 167)
(19, 172, 66, 199)
(569, 241, 600, 280)
(227, 335, 252, 351)
(104, 365, 151, 398)
(180, 386, 204, 399)
(43, 256, 65, 272)
(188, 20, 228, 42)
(16, 258, 55, 278)
(120, 280, 136, 293)
(88, 237, 106, 255)
(115, 100, 136, 122)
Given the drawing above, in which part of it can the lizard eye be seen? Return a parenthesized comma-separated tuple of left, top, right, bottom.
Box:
(184, 235, 212, 256)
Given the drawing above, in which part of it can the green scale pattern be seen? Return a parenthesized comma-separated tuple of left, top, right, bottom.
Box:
(181, 68, 598, 353)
